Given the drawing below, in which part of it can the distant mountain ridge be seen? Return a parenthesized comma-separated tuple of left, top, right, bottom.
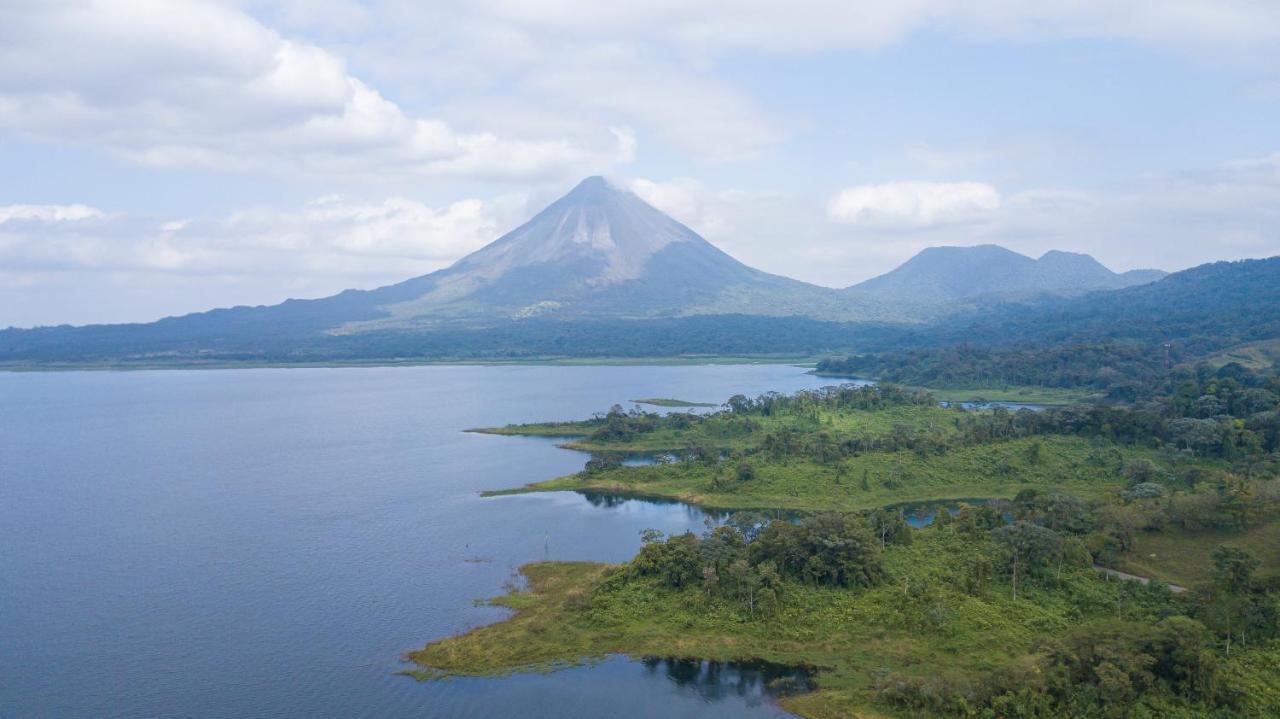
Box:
(845, 244, 1165, 305)
(0, 175, 1214, 365)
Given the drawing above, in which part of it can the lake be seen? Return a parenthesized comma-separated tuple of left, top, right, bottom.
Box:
(0, 364, 837, 718)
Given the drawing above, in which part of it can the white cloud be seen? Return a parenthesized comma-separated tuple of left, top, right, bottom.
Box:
(0, 192, 535, 325)
(633, 151, 1280, 292)
(827, 181, 1002, 228)
(0, 204, 105, 223)
(0, 0, 627, 181)
(454, 1, 1280, 56)
(518, 55, 785, 161)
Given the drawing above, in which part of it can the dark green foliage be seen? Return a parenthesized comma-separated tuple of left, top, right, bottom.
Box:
(582, 453, 623, 474)
(992, 521, 1062, 599)
(1041, 618, 1223, 705)
(624, 513, 888, 607)
(751, 513, 888, 588)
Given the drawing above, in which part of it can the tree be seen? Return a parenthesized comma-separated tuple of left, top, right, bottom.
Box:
(992, 521, 1061, 600)
(1211, 545, 1259, 593)
(752, 513, 886, 588)
(583, 453, 622, 474)
(1024, 440, 1043, 466)
(869, 508, 912, 549)
(1200, 546, 1262, 655)
(1168, 417, 1222, 456)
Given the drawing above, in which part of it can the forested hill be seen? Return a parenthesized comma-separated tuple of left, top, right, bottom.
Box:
(879, 257, 1280, 357)
(817, 257, 1280, 397)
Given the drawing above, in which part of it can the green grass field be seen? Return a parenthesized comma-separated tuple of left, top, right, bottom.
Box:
(487, 435, 1167, 512)
(922, 386, 1098, 406)
(1116, 519, 1280, 587)
(805, 375, 1098, 407)
(474, 403, 964, 453)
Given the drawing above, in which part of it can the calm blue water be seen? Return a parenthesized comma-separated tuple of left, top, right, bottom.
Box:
(0, 364, 834, 718)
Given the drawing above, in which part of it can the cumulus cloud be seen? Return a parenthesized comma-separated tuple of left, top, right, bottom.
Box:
(827, 181, 1002, 229)
(818, 151, 1280, 281)
(0, 204, 105, 223)
(633, 150, 1280, 292)
(0, 192, 534, 326)
(0, 195, 528, 276)
(0, 0, 627, 181)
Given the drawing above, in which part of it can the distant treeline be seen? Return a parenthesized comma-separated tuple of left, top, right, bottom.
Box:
(817, 343, 1173, 396)
(0, 314, 896, 364)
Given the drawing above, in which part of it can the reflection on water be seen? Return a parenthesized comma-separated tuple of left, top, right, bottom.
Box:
(641, 657, 815, 703)
(890, 498, 996, 528)
(576, 491, 803, 525)
(572, 490, 1009, 531)
(941, 400, 1046, 411)
(423, 655, 805, 718)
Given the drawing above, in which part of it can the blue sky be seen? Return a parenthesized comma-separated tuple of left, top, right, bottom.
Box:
(2, 1, 1278, 327)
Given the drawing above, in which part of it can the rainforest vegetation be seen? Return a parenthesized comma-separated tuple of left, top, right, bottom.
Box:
(422, 360, 1280, 717)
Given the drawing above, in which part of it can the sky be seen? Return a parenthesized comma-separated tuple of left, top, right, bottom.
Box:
(2, 1, 1279, 328)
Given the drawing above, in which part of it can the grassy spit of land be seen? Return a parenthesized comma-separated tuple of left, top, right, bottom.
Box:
(475, 391, 1187, 511)
(472, 403, 963, 453)
(485, 435, 1168, 512)
(630, 398, 719, 407)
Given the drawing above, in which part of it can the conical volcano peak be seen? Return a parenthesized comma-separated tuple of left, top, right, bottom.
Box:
(566, 175, 614, 195)
(554, 175, 632, 208)
(451, 174, 704, 284)
(333, 173, 845, 328)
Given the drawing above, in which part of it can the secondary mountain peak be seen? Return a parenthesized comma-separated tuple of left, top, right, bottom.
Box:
(845, 244, 1166, 305)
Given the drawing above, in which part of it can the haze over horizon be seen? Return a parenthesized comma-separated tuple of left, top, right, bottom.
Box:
(3, 1, 1280, 327)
